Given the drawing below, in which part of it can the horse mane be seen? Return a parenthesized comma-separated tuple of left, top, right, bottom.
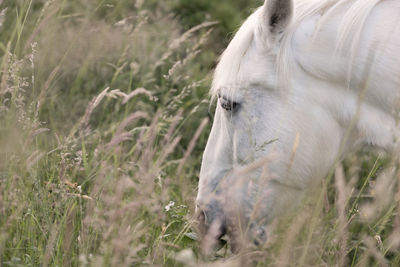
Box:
(211, 0, 382, 97)
(210, 8, 258, 100)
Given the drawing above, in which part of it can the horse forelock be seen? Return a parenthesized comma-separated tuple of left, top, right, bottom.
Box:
(211, 0, 384, 97)
(210, 8, 259, 101)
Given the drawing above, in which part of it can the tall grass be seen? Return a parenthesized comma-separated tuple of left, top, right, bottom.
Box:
(0, 0, 399, 266)
(0, 0, 213, 265)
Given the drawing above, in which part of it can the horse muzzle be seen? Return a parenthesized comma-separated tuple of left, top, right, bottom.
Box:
(196, 200, 229, 252)
(196, 196, 269, 254)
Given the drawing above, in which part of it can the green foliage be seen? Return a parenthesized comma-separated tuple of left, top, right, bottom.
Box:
(0, 0, 215, 265)
(0, 0, 399, 266)
(169, 0, 260, 35)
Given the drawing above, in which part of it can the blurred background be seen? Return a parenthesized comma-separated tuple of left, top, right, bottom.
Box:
(0, 0, 399, 266)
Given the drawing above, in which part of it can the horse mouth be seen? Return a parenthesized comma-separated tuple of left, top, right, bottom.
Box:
(198, 215, 256, 255)
(198, 212, 269, 255)
(197, 211, 233, 254)
(196, 200, 268, 254)
(201, 226, 237, 255)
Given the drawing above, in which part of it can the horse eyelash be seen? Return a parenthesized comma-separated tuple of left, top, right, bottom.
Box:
(218, 94, 239, 111)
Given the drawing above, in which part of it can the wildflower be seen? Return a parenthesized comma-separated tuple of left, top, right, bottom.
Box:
(165, 201, 175, 212)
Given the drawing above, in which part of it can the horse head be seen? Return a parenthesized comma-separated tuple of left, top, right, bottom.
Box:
(196, 0, 400, 253)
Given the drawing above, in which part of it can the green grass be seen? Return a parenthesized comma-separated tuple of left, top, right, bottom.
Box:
(0, 0, 399, 266)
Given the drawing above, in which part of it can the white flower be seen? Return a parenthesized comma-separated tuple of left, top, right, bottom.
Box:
(165, 201, 175, 212)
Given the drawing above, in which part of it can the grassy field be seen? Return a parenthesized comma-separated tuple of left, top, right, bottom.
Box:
(0, 0, 399, 266)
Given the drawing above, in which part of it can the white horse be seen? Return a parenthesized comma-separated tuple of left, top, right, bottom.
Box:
(196, 0, 400, 251)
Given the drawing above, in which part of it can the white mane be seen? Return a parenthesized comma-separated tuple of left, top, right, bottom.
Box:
(211, 0, 384, 97)
(211, 9, 258, 98)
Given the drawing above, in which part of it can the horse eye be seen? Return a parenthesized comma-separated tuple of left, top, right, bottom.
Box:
(218, 94, 239, 112)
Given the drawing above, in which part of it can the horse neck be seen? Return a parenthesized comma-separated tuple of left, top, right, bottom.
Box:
(289, 2, 400, 115)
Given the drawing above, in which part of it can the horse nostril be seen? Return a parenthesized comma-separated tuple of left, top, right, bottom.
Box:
(219, 221, 227, 238)
(196, 206, 214, 226)
(197, 209, 208, 236)
(197, 207, 227, 237)
(197, 209, 228, 255)
(197, 209, 206, 225)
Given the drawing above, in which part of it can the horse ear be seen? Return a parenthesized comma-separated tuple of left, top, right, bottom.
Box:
(262, 0, 293, 35)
